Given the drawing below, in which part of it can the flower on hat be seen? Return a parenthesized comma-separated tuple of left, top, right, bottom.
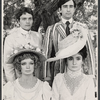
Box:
(58, 22, 86, 50)
(71, 29, 81, 38)
(7, 43, 43, 59)
(36, 48, 41, 52)
(70, 22, 86, 39)
(13, 49, 19, 54)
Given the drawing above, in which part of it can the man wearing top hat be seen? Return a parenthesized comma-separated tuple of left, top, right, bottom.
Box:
(4, 7, 42, 82)
(43, 0, 95, 83)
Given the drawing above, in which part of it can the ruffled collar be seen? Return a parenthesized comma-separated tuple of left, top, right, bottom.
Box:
(19, 27, 31, 36)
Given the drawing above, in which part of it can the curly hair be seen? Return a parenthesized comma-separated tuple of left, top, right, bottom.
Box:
(15, 7, 34, 21)
(13, 52, 40, 74)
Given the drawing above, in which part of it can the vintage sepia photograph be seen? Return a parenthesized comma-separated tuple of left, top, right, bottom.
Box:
(2, 0, 98, 100)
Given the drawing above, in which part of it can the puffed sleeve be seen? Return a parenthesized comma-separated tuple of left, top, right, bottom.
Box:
(4, 34, 14, 63)
(85, 76, 95, 100)
(42, 81, 52, 100)
(4, 35, 16, 82)
(3, 81, 14, 100)
(52, 73, 63, 100)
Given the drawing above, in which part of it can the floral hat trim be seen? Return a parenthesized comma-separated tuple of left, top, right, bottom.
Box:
(7, 44, 46, 63)
(47, 21, 88, 62)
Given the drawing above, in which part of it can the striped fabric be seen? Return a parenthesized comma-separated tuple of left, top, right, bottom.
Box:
(43, 21, 96, 77)
(86, 31, 96, 76)
(43, 21, 67, 58)
(43, 21, 67, 77)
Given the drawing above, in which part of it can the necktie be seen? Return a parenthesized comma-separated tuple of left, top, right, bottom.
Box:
(66, 21, 70, 36)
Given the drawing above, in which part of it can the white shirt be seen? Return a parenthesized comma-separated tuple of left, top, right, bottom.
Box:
(61, 17, 73, 24)
(3, 27, 42, 81)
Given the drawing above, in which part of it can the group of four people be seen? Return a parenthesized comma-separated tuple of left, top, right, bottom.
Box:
(3, 0, 96, 100)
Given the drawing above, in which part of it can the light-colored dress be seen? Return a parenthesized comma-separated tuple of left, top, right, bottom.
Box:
(3, 79, 51, 100)
(52, 73, 95, 100)
(3, 27, 42, 81)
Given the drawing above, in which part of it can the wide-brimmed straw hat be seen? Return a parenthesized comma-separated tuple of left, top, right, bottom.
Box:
(7, 47, 46, 64)
(47, 24, 88, 62)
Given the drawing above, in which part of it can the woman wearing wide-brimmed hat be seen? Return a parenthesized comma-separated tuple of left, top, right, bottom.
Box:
(4, 7, 43, 82)
(47, 28, 95, 100)
(3, 47, 51, 100)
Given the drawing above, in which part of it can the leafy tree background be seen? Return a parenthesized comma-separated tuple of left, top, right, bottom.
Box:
(3, 0, 97, 31)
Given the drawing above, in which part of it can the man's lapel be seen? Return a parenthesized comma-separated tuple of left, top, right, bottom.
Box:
(56, 21, 67, 39)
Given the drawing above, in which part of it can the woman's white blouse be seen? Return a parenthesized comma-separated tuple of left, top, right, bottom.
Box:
(52, 73, 95, 100)
(4, 28, 42, 81)
(3, 79, 51, 100)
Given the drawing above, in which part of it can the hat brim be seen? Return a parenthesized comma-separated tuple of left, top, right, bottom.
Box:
(47, 37, 86, 62)
(7, 49, 46, 64)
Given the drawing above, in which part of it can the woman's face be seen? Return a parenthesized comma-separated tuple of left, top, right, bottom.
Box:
(21, 58, 34, 75)
(67, 53, 83, 72)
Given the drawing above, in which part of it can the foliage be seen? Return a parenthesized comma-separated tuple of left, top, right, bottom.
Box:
(3, 0, 98, 51)
(3, 0, 97, 42)
(3, 0, 97, 29)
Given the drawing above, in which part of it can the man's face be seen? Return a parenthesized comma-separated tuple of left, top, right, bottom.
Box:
(19, 13, 33, 31)
(60, 0, 76, 20)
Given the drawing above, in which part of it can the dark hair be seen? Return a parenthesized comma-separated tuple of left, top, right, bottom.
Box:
(15, 7, 34, 21)
(78, 46, 87, 60)
(13, 52, 40, 74)
(65, 46, 87, 62)
(58, 0, 76, 8)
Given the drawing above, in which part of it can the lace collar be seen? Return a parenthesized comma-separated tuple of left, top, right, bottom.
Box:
(67, 68, 82, 78)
